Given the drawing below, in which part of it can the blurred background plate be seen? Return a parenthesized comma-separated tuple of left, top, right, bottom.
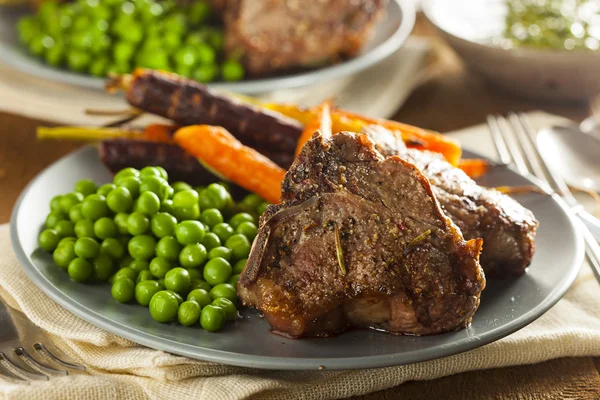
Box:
(0, 0, 415, 94)
(423, 0, 600, 101)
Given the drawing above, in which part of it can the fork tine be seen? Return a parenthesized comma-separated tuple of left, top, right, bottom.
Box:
(487, 115, 512, 165)
(15, 347, 68, 376)
(0, 352, 48, 381)
(0, 362, 29, 384)
(493, 115, 531, 175)
(507, 113, 547, 180)
(34, 343, 86, 371)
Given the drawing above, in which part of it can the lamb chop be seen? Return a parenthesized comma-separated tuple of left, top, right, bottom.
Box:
(214, 0, 388, 75)
(238, 132, 486, 338)
(363, 125, 539, 276)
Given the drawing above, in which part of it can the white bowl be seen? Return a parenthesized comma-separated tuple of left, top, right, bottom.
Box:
(423, 0, 600, 101)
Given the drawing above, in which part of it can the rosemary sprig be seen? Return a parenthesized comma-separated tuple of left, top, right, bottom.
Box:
(403, 229, 432, 256)
(334, 223, 346, 276)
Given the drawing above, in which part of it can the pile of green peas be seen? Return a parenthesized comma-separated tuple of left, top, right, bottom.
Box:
(18, 0, 245, 82)
(38, 166, 269, 332)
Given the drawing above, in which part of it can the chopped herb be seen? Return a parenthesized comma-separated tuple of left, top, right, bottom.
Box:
(403, 229, 432, 256)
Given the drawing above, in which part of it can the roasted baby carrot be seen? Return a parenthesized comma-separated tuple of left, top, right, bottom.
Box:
(174, 125, 286, 204)
(295, 101, 332, 157)
(458, 159, 490, 179)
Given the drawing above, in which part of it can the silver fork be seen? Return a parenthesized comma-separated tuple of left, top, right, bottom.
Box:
(487, 113, 600, 283)
(0, 296, 85, 384)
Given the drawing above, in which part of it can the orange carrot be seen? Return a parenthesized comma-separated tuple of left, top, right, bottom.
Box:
(295, 101, 332, 157)
(174, 125, 285, 203)
(143, 124, 177, 143)
(334, 109, 462, 166)
(458, 159, 489, 178)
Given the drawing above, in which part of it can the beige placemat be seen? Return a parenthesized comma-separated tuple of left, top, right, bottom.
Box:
(0, 37, 431, 125)
(1, 113, 600, 399)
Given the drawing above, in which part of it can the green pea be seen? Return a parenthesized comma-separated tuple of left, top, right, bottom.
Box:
(208, 29, 224, 51)
(46, 211, 66, 229)
(172, 182, 192, 193)
(75, 179, 97, 197)
(200, 209, 223, 228)
(257, 202, 269, 215)
(129, 259, 150, 273)
(118, 254, 134, 270)
(175, 221, 205, 245)
(136, 191, 161, 215)
(212, 223, 234, 243)
(212, 297, 237, 320)
(39, 229, 60, 252)
(197, 43, 215, 64)
(222, 59, 245, 82)
(233, 258, 247, 275)
(228, 212, 255, 229)
(189, 1, 211, 24)
(236, 221, 258, 241)
(53, 241, 77, 270)
(69, 204, 85, 223)
(203, 257, 232, 286)
(168, 290, 184, 305)
(193, 64, 218, 83)
(149, 257, 172, 279)
(201, 232, 221, 251)
(112, 267, 138, 283)
(59, 192, 83, 214)
(68, 257, 93, 282)
(191, 279, 212, 292)
(200, 305, 226, 332)
(67, 50, 91, 71)
(151, 212, 177, 238)
(114, 213, 130, 235)
(50, 195, 63, 213)
(115, 176, 140, 198)
(113, 41, 136, 64)
(225, 234, 251, 261)
(106, 186, 133, 213)
(228, 274, 240, 287)
(54, 220, 75, 238)
(91, 253, 114, 281)
(164, 267, 191, 294)
(174, 46, 197, 67)
(172, 189, 198, 209)
(176, 300, 200, 326)
(114, 167, 139, 181)
(210, 283, 237, 304)
(160, 200, 174, 214)
(179, 243, 208, 269)
(186, 268, 203, 281)
(149, 291, 179, 322)
(81, 194, 109, 220)
(127, 212, 150, 236)
(128, 235, 156, 260)
(202, 184, 232, 212)
(97, 183, 116, 197)
(241, 194, 263, 210)
(208, 246, 232, 262)
(74, 219, 94, 238)
(74, 237, 100, 259)
(89, 57, 109, 76)
(58, 237, 77, 247)
(136, 270, 154, 284)
(156, 236, 182, 261)
(100, 237, 125, 260)
(173, 205, 200, 221)
(140, 176, 169, 200)
(112, 277, 135, 303)
(135, 280, 162, 306)
(94, 217, 117, 239)
(187, 288, 211, 308)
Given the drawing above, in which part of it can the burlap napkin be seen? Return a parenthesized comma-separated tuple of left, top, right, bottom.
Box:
(1, 112, 600, 399)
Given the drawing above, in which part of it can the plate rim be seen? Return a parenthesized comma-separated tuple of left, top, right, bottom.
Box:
(0, 0, 416, 95)
(10, 146, 585, 370)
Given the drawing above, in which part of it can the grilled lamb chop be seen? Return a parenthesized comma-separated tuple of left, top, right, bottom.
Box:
(238, 132, 485, 338)
(362, 125, 538, 276)
(216, 0, 388, 75)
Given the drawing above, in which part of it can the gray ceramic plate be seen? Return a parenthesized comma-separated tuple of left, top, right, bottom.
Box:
(0, 0, 414, 95)
(11, 146, 584, 370)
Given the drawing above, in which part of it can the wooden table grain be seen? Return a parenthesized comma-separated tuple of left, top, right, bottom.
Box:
(0, 14, 598, 400)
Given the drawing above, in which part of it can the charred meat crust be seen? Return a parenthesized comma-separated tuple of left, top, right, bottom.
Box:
(239, 132, 485, 338)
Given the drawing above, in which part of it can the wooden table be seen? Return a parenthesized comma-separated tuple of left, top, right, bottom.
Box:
(1, 14, 598, 400)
